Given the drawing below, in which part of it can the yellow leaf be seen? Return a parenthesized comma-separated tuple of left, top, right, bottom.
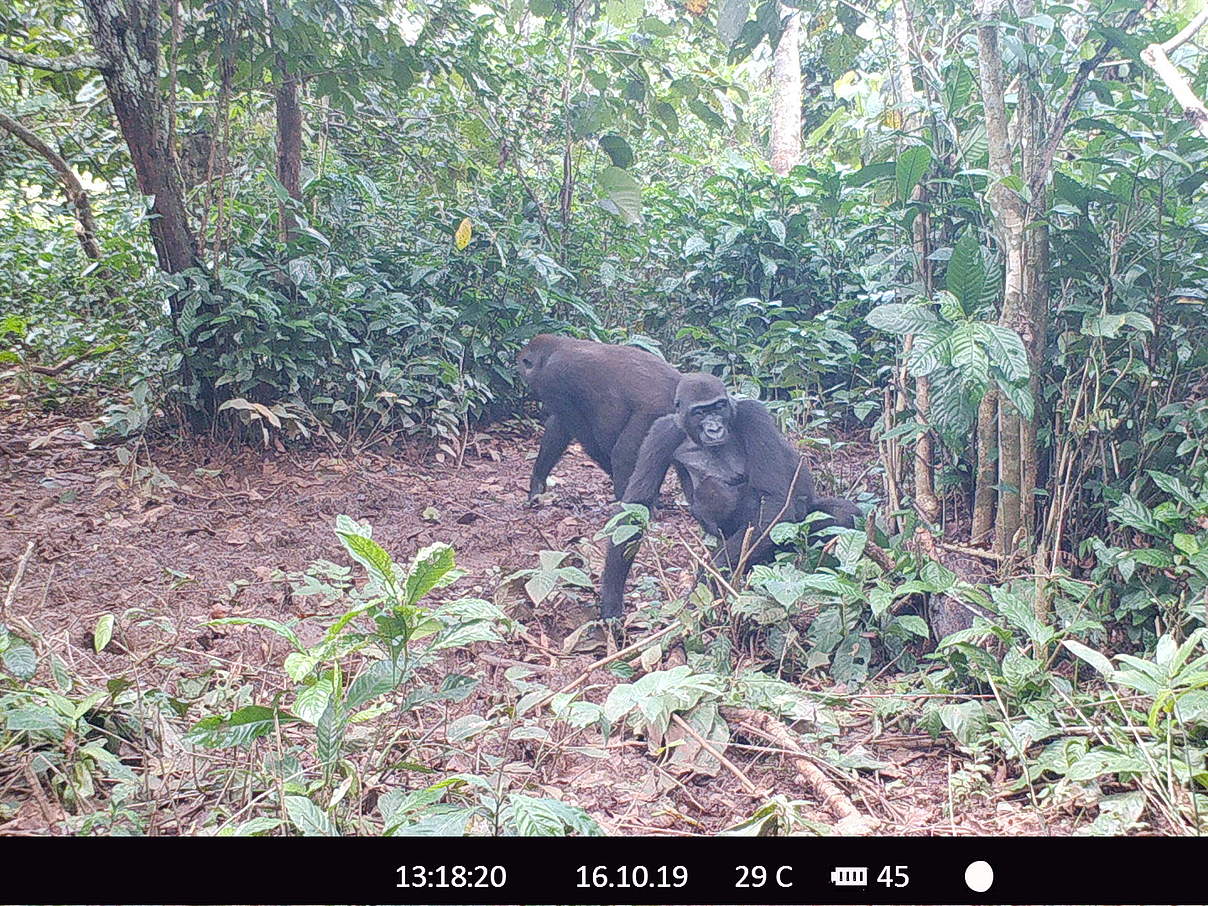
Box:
(882, 109, 904, 130)
(454, 217, 472, 250)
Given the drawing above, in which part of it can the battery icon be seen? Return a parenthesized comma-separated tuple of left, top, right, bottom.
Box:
(830, 866, 868, 886)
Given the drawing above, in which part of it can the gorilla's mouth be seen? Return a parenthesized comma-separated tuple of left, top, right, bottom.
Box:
(701, 430, 727, 446)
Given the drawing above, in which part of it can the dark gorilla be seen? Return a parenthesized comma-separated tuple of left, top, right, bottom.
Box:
(599, 373, 861, 618)
(517, 334, 683, 501)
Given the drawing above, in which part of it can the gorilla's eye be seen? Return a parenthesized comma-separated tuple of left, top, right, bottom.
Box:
(522, 357, 533, 367)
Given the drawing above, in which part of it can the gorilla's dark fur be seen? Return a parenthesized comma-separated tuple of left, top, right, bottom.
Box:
(599, 373, 861, 618)
(517, 334, 683, 501)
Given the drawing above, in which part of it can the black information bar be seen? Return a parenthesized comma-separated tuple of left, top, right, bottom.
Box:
(2, 836, 1201, 904)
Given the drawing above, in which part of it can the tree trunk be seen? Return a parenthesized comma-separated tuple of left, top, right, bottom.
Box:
(976, 0, 1028, 557)
(971, 388, 998, 542)
(81, 0, 201, 276)
(769, 6, 801, 176)
(0, 111, 102, 260)
(892, 0, 938, 522)
(273, 52, 303, 241)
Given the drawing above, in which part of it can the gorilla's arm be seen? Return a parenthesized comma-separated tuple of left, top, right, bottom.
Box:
(529, 411, 573, 499)
(707, 400, 817, 575)
(813, 496, 862, 530)
(599, 414, 686, 619)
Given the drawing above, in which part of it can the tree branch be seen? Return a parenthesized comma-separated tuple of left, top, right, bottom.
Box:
(1160, 5, 1208, 53)
(0, 110, 102, 259)
(0, 45, 102, 72)
(1027, 6, 1145, 196)
(1142, 42, 1208, 140)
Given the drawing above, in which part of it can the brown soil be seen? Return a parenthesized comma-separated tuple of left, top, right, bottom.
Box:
(0, 405, 1055, 836)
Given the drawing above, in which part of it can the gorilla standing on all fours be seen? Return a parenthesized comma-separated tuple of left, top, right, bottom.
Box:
(599, 373, 862, 619)
(516, 333, 685, 502)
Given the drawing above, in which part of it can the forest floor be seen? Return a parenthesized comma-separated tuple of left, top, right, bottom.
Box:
(0, 401, 1064, 836)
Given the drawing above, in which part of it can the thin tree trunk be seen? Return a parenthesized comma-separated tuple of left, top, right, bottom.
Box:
(976, 0, 1028, 557)
(971, 389, 998, 543)
(893, 0, 938, 522)
(558, 1, 579, 264)
(769, 6, 801, 176)
(0, 111, 102, 260)
(81, 0, 201, 276)
(273, 52, 303, 241)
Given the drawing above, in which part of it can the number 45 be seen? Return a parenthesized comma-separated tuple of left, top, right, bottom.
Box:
(878, 866, 909, 888)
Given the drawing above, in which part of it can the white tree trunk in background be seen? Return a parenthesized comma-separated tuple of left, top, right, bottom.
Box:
(769, 6, 801, 176)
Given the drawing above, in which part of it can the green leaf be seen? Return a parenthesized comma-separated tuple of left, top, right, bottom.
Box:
(717, 0, 751, 45)
(945, 231, 986, 310)
(337, 527, 396, 591)
(185, 705, 299, 749)
(895, 614, 931, 638)
(598, 134, 634, 169)
(1173, 533, 1200, 556)
(1, 638, 37, 680)
(689, 98, 726, 132)
(865, 302, 938, 335)
(833, 530, 866, 574)
(948, 324, 989, 389)
(284, 795, 339, 836)
(846, 161, 895, 187)
(93, 613, 115, 653)
(6, 705, 62, 732)
(604, 0, 643, 25)
(975, 324, 1030, 383)
(598, 166, 642, 224)
(1110, 495, 1157, 534)
(506, 794, 604, 836)
(209, 616, 303, 650)
(895, 145, 932, 202)
(1063, 637, 1116, 681)
(1147, 471, 1198, 507)
(404, 543, 456, 606)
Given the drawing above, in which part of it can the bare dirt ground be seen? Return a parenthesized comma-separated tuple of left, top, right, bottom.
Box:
(0, 403, 1054, 836)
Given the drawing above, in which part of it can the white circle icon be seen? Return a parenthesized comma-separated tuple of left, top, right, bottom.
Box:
(964, 860, 993, 892)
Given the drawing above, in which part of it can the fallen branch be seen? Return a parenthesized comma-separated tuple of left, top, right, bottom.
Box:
(670, 712, 759, 795)
(533, 620, 681, 712)
(723, 706, 880, 834)
(2, 540, 35, 619)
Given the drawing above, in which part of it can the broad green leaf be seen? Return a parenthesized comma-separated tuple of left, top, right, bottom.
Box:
(865, 302, 938, 335)
(605, 0, 643, 25)
(1, 638, 37, 680)
(948, 324, 989, 389)
(598, 166, 642, 224)
(717, 0, 751, 45)
(185, 705, 299, 749)
(598, 133, 634, 169)
(506, 794, 604, 836)
(210, 616, 304, 650)
(284, 795, 339, 836)
(975, 324, 1030, 383)
(1110, 495, 1157, 534)
(404, 542, 456, 606)
(1062, 639, 1115, 678)
(93, 613, 115, 653)
(946, 230, 986, 310)
(6, 705, 62, 732)
(895, 145, 932, 202)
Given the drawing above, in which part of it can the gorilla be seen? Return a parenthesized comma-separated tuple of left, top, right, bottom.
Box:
(599, 373, 862, 618)
(516, 334, 683, 501)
